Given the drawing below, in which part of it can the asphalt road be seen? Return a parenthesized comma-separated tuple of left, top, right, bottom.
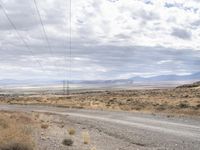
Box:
(0, 104, 200, 150)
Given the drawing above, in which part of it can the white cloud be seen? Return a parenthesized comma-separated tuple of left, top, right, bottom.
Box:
(157, 60, 173, 65)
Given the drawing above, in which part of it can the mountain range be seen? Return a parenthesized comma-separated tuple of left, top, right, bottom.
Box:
(0, 72, 200, 87)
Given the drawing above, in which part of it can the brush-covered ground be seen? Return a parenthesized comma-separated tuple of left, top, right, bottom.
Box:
(0, 84, 200, 116)
(0, 111, 105, 150)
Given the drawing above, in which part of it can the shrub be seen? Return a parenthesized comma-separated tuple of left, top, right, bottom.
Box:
(156, 104, 167, 111)
(41, 124, 49, 129)
(0, 142, 33, 150)
(62, 139, 73, 146)
(196, 104, 200, 108)
(0, 113, 34, 150)
(67, 128, 76, 135)
(0, 119, 8, 129)
(178, 102, 189, 109)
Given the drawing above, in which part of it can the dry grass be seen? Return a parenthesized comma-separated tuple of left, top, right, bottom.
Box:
(34, 113, 40, 120)
(0, 111, 97, 149)
(1, 86, 200, 116)
(91, 147, 97, 150)
(41, 124, 49, 129)
(0, 142, 33, 150)
(67, 127, 76, 135)
(0, 118, 8, 129)
(82, 131, 90, 144)
(0, 112, 35, 150)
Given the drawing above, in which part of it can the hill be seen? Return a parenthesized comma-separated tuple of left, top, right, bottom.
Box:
(177, 81, 200, 88)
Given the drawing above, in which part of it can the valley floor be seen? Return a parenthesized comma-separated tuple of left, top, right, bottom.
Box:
(0, 87, 200, 116)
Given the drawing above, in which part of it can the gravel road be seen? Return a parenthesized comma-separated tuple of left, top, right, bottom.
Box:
(0, 104, 200, 150)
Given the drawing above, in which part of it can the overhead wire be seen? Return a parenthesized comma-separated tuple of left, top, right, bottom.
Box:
(63, 0, 72, 95)
(66, 0, 72, 95)
(0, 0, 46, 73)
(63, 0, 68, 95)
(33, 0, 60, 74)
(0, 0, 73, 92)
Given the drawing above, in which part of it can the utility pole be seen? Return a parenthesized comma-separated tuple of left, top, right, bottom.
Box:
(63, 80, 66, 95)
(63, 80, 70, 95)
(66, 80, 69, 95)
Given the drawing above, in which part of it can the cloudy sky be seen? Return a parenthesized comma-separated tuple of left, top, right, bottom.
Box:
(0, 0, 200, 80)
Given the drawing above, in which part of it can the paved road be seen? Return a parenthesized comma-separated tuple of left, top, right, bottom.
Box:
(0, 104, 200, 149)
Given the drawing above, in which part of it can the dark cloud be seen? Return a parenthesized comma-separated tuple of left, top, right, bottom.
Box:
(115, 34, 131, 40)
(164, 2, 183, 9)
(171, 28, 192, 40)
(133, 9, 159, 21)
(193, 0, 200, 2)
(107, 0, 119, 3)
(164, 2, 199, 13)
(191, 20, 200, 27)
(1, 39, 200, 79)
(143, 0, 153, 5)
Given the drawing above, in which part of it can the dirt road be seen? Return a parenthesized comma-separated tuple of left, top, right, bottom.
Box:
(0, 104, 200, 150)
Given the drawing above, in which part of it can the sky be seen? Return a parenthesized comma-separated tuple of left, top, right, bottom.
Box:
(0, 0, 200, 80)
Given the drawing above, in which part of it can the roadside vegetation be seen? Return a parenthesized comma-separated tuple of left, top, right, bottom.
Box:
(0, 112, 34, 150)
(0, 111, 97, 150)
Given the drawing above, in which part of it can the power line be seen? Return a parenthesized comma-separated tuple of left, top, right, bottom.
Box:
(33, 0, 60, 73)
(0, 0, 46, 73)
(66, 0, 72, 95)
(63, 0, 72, 95)
(64, 1, 68, 94)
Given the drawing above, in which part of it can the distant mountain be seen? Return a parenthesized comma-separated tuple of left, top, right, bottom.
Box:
(129, 72, 200, 83)
(0, 72, 200, 87)
(177, 81, 200, 88)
